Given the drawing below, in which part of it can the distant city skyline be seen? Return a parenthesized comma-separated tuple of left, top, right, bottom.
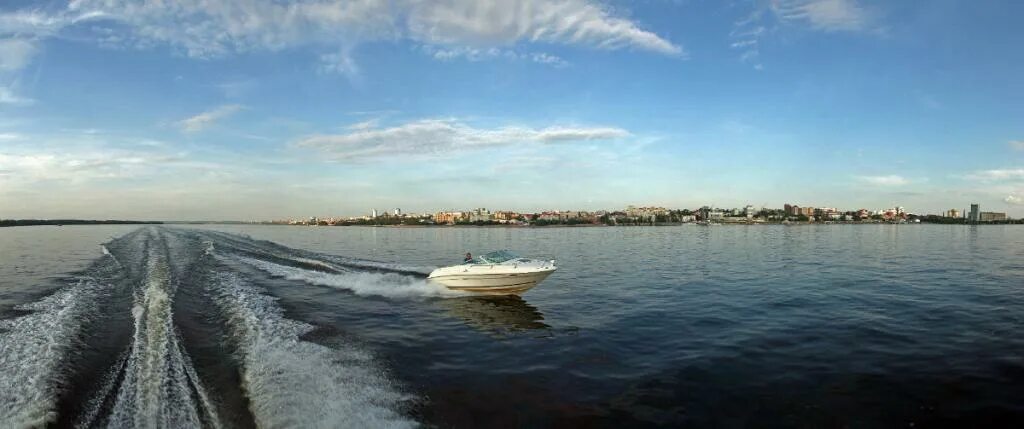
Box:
(278, 202, 1012, 224)
(1, 1, 1023, 220)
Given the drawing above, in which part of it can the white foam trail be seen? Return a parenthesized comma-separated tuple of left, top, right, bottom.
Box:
(292, 256, 339, 271)
(0, 278, 103, 427)
(211, 271, 418, 428)
(105, 244, 221, 428)
(322, 256, 433, 276)
(237, 257, 465, 299)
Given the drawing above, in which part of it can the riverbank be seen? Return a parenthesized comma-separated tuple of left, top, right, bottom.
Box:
(0, 220, 163, 228)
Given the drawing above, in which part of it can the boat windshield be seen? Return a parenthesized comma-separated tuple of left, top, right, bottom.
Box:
(476, 250, 520, 264)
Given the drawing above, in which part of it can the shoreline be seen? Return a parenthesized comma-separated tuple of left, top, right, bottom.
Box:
(4, 221, 1021, 229)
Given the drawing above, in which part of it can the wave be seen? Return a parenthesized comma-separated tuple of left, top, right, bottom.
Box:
(211, 271, 416, 428)
(0, 226, 427, 427)
(235, 256, 463, 299)
(100, 241, 221, 428)
(0, 277, 105, 427)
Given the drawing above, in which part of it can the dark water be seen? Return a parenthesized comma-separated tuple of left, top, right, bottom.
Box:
(1, 224, 1023, 428)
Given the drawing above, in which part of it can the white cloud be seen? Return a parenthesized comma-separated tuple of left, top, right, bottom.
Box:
(0, 38, 38, 71)
(426, 45, 512, 62)
(0, 128, 234, 190)
(774, 0, 872, 32)
(964, 168, 1024, 182)
(423, 45, 569, 67)
(0, 152, 174, 183)
(294, 119, 629, 161)
(346, 119, 379, 131)
(0, 86, 33, 104)
(0, 10, 72, 37)
(731, 0, 877, 69)
(856, 175, 909, 186)
(177, 104, 245, 133)
(66, 0, 397, 58)
(1006, 195, 1024, 205)
(1010, 140, 1024, 151)
(318, 49, 361, 77)
(405, 0, 682, 56)
(0, 0, 678, 75)
(530, 52, 569, 68)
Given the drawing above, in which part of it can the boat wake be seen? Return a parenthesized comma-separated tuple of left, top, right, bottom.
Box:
(0, 227, 419, 428)
(236, 256, 464, 299)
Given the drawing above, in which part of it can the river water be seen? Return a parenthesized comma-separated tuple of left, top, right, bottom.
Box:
(1, 224, 1022, 427)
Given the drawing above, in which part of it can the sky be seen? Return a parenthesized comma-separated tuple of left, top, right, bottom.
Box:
(1, 0, 1023, 220)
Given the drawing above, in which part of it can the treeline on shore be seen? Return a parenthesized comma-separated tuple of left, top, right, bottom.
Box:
(0, 219, 163, 227)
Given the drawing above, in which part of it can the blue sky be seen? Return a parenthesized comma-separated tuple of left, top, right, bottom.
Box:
(1, 0, 1022, 220)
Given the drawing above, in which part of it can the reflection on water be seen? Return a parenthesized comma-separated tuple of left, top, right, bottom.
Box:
(438, 295, 550, 335)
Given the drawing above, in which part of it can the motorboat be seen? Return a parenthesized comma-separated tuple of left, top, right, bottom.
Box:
(428, 250, 556, 294)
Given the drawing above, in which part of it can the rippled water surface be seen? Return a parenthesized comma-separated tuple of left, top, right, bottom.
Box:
(1, 224, 1023, 427)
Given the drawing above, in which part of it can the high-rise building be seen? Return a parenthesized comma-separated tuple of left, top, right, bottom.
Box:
(980, 212, 1007, 222)
(969, 204, 980, 222)
(371, 209, 378, 218)
(394, 208, 401, 216)
(946, 209, 960, 218)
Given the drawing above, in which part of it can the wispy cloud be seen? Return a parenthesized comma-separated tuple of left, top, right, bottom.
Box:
(0, 86, 33, 105)
(294, 119, 630, 161)
(0, 0, 679, 77)
(422, 45, 569, 67)
(530, 52, 569, 68)
(406, 0, 683, 56)
(0, 129, 231, 187)
(964, 168, 1024, 182)
(0, 152, 187, 183)
(1010, 140, 1024, 151)
(856, 175, 910, 186)
(178, 105, 245, 133)
(774, 0, 874, 33)
(730, 8, 768, 69)
(730, 0, 878, 69)
(1006, 195, 1024, 205)
(0, 38, 38, 71)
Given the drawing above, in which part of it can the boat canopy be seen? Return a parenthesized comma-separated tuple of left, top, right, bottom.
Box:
(476, 250, 520, 264)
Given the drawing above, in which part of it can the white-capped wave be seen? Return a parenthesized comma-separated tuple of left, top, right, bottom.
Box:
(0, 278, 104, 427)
(103, 246, 221, 428)
(212, 271, 417, 428)
(236, 256, 464, 299)
(321, 256, 433, 276)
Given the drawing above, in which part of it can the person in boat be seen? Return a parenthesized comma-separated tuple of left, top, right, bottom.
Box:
(464, 252, 473, 263)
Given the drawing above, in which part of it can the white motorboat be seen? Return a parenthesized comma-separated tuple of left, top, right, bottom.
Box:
(428, 250, 557, 294)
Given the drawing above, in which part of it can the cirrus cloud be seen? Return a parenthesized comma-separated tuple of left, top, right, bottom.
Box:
(730, 0, 878, 69)
(177, 104, 245, 133)
(775, 0, 874, 33)
(0, 86, 33, 105)
(0, 38, 38, 71)
(2, 0, 681, 75)
(964, 168, 1024, 182)
(294, 119, 630, 161)
(406, 0, 682, 56)
(856, 175, 910, 186)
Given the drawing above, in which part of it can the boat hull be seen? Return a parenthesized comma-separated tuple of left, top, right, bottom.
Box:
(429, 269, 555, 294)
